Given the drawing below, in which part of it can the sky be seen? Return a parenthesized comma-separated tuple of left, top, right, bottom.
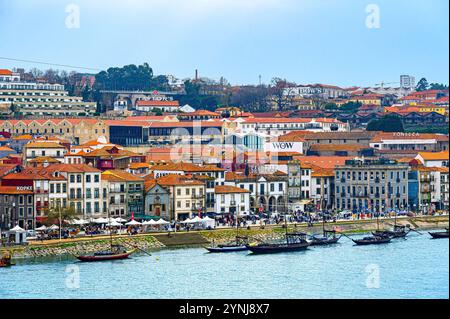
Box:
(0, 0, 448, 87)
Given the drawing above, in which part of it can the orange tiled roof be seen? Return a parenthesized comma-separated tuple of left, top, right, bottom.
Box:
(136, 100, 180, 107)
(156, 174, 205, 187)
(101, 169, 144, 182)
(417, 151, 449, 161)
(293, 156, 353, 169)
(214, 185, 250, 194)
(25, 141, 65, 149)
(0, 69, 13, 76)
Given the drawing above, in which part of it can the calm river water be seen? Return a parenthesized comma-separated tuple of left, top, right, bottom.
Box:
(1, 232, 448, 299)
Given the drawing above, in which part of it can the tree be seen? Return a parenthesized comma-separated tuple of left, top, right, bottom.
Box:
(323, 102, 338, 110)
(46, 207, 77, 226)
(340, 101, 362, 113)
(270, 77, 296, 111)
(153, 108, 163, 116)
(429, 83, 448, 90)
(416, 78, 429, 91)
(367, 114, 404, 132)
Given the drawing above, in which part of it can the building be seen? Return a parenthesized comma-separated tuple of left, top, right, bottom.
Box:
(0, 69, 97, 116)
(135, 100, 180, 112)
(0, 186, 34, 230)
(334, 158, 409, 212)
(370, 133, 449, 153)
(144, 181, 171, 220)
(147, 174, 206, 221)
(214, 185, 250, 216)
(102, 170, 144, 219)
(415, 151, 449, 168)
(400, 75, 416, 89)
(24, 141, 67, 164)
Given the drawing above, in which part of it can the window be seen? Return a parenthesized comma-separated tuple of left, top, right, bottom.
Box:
(77, 175, 82, 183)
(86, 175, 91, 183)
(70, 175, 75, 183)
(94, 188, 100, 199)
(186, 188, 190, 195)
(94, 174, 99, 183)
(86, 189, 92, 199)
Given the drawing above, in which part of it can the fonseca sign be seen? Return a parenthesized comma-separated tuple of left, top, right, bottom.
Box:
(265, 141, 304, 154)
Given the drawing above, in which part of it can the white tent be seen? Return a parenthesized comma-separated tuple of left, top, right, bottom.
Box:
(9, 225, 25, 232)
(48, 224, 59, 230)
(125, 219, 142, 226)
(35, 225, 47, 231)
(142, 220, 157, 225)
(107, 221, 123, 227)
(180, 218, 193, 224)
(191, 216, 203, 223)
(201, 216, 215, 228)
(8, 225, 26, 244)
(94, 217, 109, 224)
(115, 217, 127, 223)
(155, 219, 169, 225)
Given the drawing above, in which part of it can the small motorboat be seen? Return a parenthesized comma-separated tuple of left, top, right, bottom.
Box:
(309, 230, 342, 246)
(429, 228, 449, 239)
(75, 245, 135, 262)
(352, 235, 392, 246)
(246, 233, 310, 254)
(205, 236, 249, 253)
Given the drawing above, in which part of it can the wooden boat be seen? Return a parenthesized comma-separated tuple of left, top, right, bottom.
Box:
(247, 232, 310, 254)
(309, 230, 342, 246)
(352, 235, 392, 245)
(76, 245, 135, 262)
(372, 225, 411, 238)
(308, 213, 342, 246)
(205, 236, 249, 253)
(429, 228, 449, 239)
(205, 210, 249, 253)
(0, 252, 14, 267)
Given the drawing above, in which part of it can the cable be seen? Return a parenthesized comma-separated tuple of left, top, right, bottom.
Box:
(0, 56, 102, 71)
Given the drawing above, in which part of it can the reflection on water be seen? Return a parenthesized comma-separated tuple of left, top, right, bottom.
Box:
(1, 232, 448, 299)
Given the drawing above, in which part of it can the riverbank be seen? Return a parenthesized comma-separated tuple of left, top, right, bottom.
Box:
(2, 215, 448, 259)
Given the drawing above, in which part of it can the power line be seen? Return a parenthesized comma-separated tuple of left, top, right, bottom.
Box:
(0, 56, 102, 71)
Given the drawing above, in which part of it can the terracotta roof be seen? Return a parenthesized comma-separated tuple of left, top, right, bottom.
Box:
(25, 141, 65, 149)
(417, 151, 449, 161)
(309, 144, 367, 152)
(136, 100, 180, 107)
(311, 167, 335, 177)
(12, 134, 33, 140)
(215, 185, 250, 194)
(101, 170, 144, 182)
(0, 145, 14, 152)
(156, 174, 205, 186)
(293, 156, 353, 169)
(28, 156, 60, 163)
(46, 163, 101, 173)
(83, 146, 141, 158)
(2, 168, 66, 181)
(150, 162, 224, 172)
(275, 131, 309, 142)
(0, 69, 13, 76)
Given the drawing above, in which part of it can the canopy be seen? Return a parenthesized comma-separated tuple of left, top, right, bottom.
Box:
(35, 225, 47, 231)
(94, 217, 109, 224)
(107, 221, 123, 227)
(115, 217, 127, 223)
(202, 216, 215, 221)
(191, 216, 203, 223)
(155, 219, 169, 225)
(9, 225, 25, 232)
(125, 219, 142, 226)
(48, 224, 59, 230)
(72, 219, 89, 225)
(180, 218, 193, 224)
(142, 220, 157, 225)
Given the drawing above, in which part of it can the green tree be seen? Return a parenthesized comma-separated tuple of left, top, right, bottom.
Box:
(153, 108, 163, 116)
(429, 83, 448, 90)
(46, 207, 77, 226)
(367, 114, 404, 132)
(416, 78, 429, 91)
(323, 102, 338, 110)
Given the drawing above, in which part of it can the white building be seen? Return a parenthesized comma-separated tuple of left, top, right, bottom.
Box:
(214, 185, 250, 216)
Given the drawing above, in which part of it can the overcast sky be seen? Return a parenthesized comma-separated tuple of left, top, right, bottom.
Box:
(0, 0, 448, 86)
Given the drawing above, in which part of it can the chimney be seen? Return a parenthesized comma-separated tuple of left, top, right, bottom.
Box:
(195, 69, 198, 81)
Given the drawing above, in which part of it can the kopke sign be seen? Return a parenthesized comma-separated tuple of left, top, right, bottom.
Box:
(265, 142, 303, 154)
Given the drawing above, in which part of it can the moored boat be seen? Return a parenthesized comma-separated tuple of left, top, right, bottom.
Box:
(0, 251, 14, 267)
(309, 230, 342, 246)
(246, 232, 310, 254)
(429, 228, 449, 239)
(76, 245, 135, 262)
(205, 236, 249, 253)
(352, 236, 392, 245)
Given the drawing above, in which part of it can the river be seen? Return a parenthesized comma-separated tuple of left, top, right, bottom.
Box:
(1, 232, 448, 299)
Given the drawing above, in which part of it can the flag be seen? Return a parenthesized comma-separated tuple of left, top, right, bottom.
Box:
(131, 212, 134, 220)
